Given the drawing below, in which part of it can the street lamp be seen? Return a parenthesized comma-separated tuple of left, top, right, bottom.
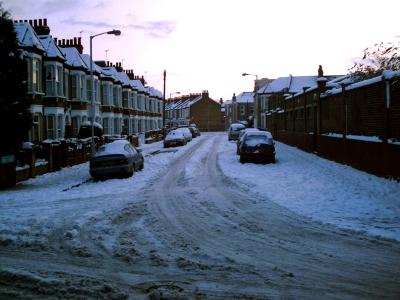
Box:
(168, 92, 180, 127)
(242, 72, 258, 80)
(90, 29, 121, 156)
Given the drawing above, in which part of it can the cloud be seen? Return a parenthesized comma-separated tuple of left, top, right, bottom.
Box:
(63, 16, 176, 38)
(40, 0, 84, 15)
(127, 20, 176, 38)
(62, 17, 117, 29)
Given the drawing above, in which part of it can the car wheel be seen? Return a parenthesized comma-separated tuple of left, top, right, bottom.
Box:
(139, 162, 144, 171)
(240, 155, 246, 164)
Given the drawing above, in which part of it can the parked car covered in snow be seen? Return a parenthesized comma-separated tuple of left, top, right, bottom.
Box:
(237, 128, 259, 155)
(89, 140, 144, 180)
(188, 126, 201, 138)
(239, 131, 275, 164)
(164, 130, 187, 148)
(175, 127, 193, 143)
(228, 123, 246, 141)
(78, 121, 103, 139)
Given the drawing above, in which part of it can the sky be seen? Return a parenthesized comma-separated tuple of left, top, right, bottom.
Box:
(3, 0, 400, 100)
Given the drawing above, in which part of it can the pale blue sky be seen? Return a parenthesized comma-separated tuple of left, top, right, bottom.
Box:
(4, 0, 400, 100)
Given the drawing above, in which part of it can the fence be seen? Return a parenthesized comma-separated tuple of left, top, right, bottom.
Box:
(266, 73, 400, 179)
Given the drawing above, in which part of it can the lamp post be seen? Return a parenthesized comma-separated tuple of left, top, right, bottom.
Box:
(168, 91, 180, 127)
(90, 29, 121, 156)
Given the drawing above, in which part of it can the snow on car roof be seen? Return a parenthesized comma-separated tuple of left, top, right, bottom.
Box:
(165, 130, 185, 141)
(95, 140, 130, 157)
(230, 123, 246, 129)
(246, 131, 273, 138)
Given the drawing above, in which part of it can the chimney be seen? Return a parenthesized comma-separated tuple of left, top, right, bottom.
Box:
(32, 18, 50, 35)
(94, 60, 106, 67)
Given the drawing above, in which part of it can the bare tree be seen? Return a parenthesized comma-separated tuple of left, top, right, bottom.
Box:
(348, 41, 400, 81)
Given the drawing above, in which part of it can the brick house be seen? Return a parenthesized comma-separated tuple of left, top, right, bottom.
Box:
(13, 19, 163, 144)
(166, 91, 224, 131)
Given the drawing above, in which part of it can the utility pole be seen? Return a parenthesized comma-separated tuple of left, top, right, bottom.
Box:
(162, 70, 166, 137)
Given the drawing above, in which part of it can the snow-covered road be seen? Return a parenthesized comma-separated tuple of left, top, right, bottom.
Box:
(0, 132, 399, 299)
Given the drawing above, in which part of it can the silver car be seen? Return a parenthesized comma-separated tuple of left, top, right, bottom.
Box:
(228, 123, 246, 141)
(90, 140, 144, 180)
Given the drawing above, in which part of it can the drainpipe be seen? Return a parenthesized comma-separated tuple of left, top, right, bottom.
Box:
(384, 78, 392, 143)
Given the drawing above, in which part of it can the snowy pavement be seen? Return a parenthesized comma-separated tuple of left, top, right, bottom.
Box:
(219, 137, 400, 241)
(1, 132, 399, 242)
(0, 132, 400, 299)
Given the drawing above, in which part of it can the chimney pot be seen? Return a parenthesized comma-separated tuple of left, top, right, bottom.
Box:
(74, 37, 77, 45)
(44, 18, 47, 26)
(33, 20, 37, 27)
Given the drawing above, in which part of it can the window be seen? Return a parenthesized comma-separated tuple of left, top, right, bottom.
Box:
(101, 84, 107, 105)
(57, 115, 63, 138)
(72, 116, 80, 136)
(64, 71, 69, 99)
(86, 78, 92, 102)
(47, 115, 55, 139)
(103, 118, 109, 135)
(113, 86, 118, 106)
(57, 66, 63, 96)
(80, 75, 85, 100)
(32, 114, 41, 142)
(32, 58, 41, 93)
(71, 75, 77, 99)
(123, 91, 128, 108)
(45, 65, 55, 95)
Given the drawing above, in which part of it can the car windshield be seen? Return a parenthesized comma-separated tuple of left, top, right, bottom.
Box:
(244, 135, 272, 146)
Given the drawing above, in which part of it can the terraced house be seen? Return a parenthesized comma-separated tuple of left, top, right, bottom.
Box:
(14, 19, 163, 144)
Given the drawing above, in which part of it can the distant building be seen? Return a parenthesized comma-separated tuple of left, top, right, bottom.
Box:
(165, 91, 224, 131)
(254, 75, 339, 129)
(223, 92, 254, 127)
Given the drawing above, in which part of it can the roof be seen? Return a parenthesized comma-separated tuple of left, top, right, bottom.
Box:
(130, 79, 145, 93)
(236, 92, 254, 104)
(81, 54, 103, 75)
(60, 47, 88, 69)
(145, 86, 162, 98)
(257, 76, 320, 94)
(102, 66, 122, 84)
(257, 74, 347, 96)
(39, 36, 65, 61)
(116, 71, 132, 87)
(14, 22, 45, 52)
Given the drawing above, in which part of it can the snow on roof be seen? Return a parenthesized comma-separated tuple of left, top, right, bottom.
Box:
(146, 86, 162, 98)
(102, 66, 122, 84)
(14, 22, 45, 52)
(116, 71, 132, 87)
(81, 54, 103, 75)
(59, 47, 87, 69)
(39, 36, 65, 60)
(180, 95, 202, 109)
(236, 92, 254, 104)
(130, 79, 145, 93)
